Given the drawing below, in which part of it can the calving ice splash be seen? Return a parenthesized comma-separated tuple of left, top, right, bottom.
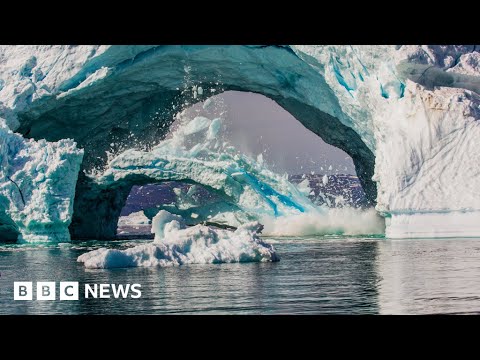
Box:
(95, 108, 316, 227)
(78, 108, 383, 268)
(95, 107, 383, 234)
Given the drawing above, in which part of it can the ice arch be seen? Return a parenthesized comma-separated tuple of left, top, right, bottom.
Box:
(8, 45, 376, 240)
(0, 45, 479, 241)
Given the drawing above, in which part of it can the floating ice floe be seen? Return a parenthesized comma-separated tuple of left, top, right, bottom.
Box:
(78, 210, 279, 269)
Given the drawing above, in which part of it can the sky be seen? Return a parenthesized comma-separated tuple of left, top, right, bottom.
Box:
(183, 91, 356, 176)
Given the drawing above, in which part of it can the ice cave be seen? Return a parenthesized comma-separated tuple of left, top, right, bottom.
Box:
(0, 45, 479, 242)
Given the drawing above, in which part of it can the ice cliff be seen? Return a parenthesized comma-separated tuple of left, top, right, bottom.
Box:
(0, 45, 478, 241)
(0, 126, 83, 241)
(293, 46, 480, 237)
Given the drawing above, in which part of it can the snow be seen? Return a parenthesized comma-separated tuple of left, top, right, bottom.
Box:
(77, 211, 278, 269)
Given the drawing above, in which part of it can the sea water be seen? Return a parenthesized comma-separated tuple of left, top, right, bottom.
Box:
(2, 236, 480, 314)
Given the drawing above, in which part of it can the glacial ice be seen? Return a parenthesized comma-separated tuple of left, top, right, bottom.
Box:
(293, 45, 480, 238)
(117, 210, 151, 226)
(0, 45, 479, 240)
(78, 210, 278, 269)
(0, 126, 83, 242)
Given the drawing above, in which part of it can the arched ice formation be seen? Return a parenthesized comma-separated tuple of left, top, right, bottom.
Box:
(0, 45, 479, 241)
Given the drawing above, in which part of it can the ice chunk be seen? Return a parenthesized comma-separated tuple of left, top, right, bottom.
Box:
(257, 153, 264, 165)
(151, 210, 185, 240)
(78, 214, 279, 269)
(182, 116, 211, 136)
(322, 174, 328, 186)
(0, 127, 83, 242)
(206, 118, 221, 140)
(118, 210, 151, 226)
(202, 98, 213, 109)
(97, 114, 317, 228)
(296, 178, 311, 196)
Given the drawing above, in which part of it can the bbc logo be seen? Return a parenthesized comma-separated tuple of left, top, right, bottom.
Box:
(14, 282, 79, 301)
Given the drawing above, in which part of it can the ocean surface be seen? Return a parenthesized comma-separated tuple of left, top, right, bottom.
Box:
(1, 237, 480, 314)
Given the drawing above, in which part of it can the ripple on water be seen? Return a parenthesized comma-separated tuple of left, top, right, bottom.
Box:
(1, 237, 480, 314)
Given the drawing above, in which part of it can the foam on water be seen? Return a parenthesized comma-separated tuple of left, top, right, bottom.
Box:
(262, 208, 384, 237)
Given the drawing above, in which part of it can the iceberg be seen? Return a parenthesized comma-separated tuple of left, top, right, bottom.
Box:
(118, 210, 151, 226)
(0, 45, 478, 241)
(77, 210, 278, 269)
(0, 125, 83, 242)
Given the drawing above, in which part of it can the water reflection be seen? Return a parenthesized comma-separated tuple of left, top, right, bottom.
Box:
(376, 239, 480, 314)
(5, 238, 480, 314)
(0, 239, 380, 314)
